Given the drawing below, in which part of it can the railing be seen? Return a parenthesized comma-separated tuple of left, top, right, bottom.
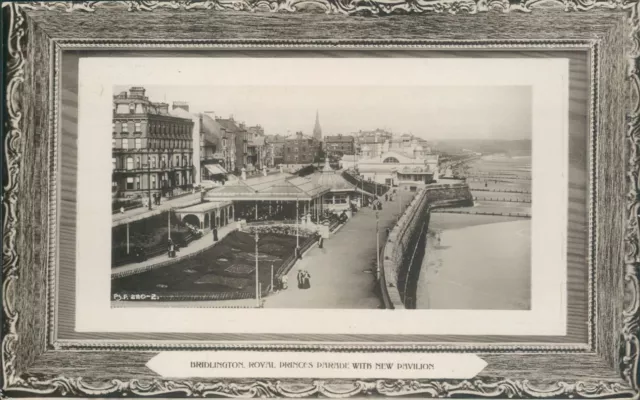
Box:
(473, 196, 531, 203)
(112, 203, 143, 214)
(469, 188, 532, 194)
(431, 209, 531, 218)
(341, 170, 390, 196)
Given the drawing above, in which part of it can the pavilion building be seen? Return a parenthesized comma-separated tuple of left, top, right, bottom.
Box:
(308, 158, 374, 211)
(202, 170, 330, 226)
(354, 142, 439, 190)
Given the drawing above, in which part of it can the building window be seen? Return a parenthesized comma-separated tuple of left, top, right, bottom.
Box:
(135, 176, 140, 189)
(122, 122, 128, 133)
(112, 139, 116, 148)
(129, 103, 135, 114)
(383, 157, 400, 163)
(136, 157, 141, 169)
(176, 155, 181, 166)
(112, 122, 116, 133)
(151, 175, 156, 189)
(135, 122, 141, 132)
(150, 156, 156, 168)
(161, 155, 166, 168)
(126, 157, 133, 170)
(135, 138, 142, 149)
(112, 157, 116, 170)
(126, 177, 134, 190)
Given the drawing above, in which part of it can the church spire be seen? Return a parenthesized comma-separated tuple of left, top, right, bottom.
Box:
(313, 110, 322, 141)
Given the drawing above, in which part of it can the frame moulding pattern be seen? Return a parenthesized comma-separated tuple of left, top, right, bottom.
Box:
(2, 0, 640, 398)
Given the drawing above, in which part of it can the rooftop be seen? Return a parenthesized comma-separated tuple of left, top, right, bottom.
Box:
(204, 172, 328, 201)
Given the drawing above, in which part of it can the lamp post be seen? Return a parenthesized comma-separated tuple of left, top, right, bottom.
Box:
(144, 162, 152, 210)
(296, 195, 300, 249)
(167, 207, 171, 241)
(255, 230, 260, 307)
(376, 211, 380, 280)
(374, 173, 378, 197)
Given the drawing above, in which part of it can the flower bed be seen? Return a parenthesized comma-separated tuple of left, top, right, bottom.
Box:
(111, 230, 312, 299)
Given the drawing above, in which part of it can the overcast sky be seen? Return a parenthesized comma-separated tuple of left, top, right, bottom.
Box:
(114, 85, 531, 140)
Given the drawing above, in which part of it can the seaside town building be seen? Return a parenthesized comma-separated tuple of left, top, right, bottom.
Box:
(283, 132, 321, 164)
(112, 87, 194, 198)
(308, 158, 373, 211)
(341, 137, 438, 189)
(265, 134, 287, 166)
(324, 134, 355, 157)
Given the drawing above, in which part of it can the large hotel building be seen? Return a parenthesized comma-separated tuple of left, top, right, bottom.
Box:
(112, 87, 195, 198)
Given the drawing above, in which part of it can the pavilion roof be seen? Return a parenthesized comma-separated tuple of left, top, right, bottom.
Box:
(203, 173, 329, 201)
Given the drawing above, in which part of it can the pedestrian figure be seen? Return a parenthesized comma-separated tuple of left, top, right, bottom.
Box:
(168, 240, 175, 258)
(302, 271, 311, 289)
(296, 269, 304, 289)
(120, 207, 125, 214)
(296, 246, 302, 260)
(318, 236, 324, 249)
(385, 193, 388, 201)
(281, 275, 288, 290)
(212, 226, 218, 242)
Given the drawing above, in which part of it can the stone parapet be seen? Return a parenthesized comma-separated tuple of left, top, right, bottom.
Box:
(379, 183, 473, 309)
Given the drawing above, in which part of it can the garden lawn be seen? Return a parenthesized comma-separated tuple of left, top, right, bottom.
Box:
(111, 230, 303, 296)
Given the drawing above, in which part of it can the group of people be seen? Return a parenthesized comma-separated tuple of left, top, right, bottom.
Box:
(274, 274, 289, 291)
(296, 268, 311, 289)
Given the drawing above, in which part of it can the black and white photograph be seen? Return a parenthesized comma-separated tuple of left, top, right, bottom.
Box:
(4, 2, 639, 398)
(109, 84, 533, 310)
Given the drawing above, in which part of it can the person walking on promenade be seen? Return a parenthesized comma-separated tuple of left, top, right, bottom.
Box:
(281, 274, 288, 290)
(318, 236, 324, 249)
(212, 226, 218, 242)
(385, 193, 388, 202)
(302, 270, 311, 289)
(297, 268, 304, 289)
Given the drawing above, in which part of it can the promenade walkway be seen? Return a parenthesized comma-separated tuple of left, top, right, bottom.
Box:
(112, 192, 202, 227)
(111, 223, 236, 278)
(263, 191, 414, 309)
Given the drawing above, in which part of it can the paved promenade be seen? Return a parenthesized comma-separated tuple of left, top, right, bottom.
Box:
(112, 192, 202, 227)
(111, 223, 236, 277)
(263, 191, 414, 309)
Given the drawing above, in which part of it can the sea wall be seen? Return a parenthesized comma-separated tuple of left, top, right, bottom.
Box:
(380, 183, 473, 309)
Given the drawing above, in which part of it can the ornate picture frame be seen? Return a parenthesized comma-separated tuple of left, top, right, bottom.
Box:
(2, 0, 639, 398)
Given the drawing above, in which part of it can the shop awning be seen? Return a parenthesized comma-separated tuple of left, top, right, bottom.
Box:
(204, 164, 228, 175)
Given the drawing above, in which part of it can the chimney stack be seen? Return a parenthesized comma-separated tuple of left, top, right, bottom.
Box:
(172, 101, 189, 112)
(156, 102, 169, 114)
(129, 86, 146, 98)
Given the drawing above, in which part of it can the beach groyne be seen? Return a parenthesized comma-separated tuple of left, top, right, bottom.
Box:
(380, 183, 473, 309)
